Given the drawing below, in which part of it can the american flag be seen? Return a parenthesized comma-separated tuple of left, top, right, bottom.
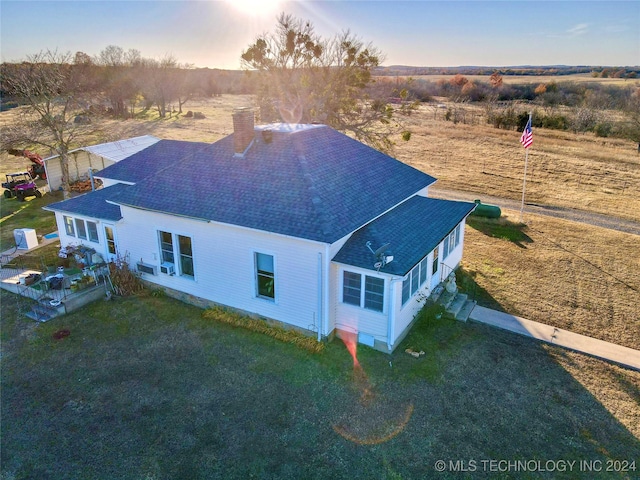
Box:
(520, 117, 533, 148)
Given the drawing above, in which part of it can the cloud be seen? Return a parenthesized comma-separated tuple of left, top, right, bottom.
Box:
(566, 23, 589, 37)
(545, 23, 590, 39)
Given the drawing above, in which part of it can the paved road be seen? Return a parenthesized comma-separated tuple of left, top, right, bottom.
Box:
(430, 187, 640, 236)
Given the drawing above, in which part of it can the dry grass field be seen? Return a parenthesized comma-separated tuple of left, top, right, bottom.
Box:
(396, 104, 640, 223)
(462, 209, 639, 350)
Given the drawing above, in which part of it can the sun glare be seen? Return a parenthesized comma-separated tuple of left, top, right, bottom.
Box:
(225, 0, 283, 17)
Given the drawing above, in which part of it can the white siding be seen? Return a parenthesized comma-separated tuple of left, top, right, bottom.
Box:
(393, 272, 429, 345)
(117, 206, 325, 333)
(333, 264, 389, 343)
(441, 222, 467, 274)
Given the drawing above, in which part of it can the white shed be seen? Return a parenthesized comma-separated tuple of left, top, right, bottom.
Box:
(43, 135, 159, 191)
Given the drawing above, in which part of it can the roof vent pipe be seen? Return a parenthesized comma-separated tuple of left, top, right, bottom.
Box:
(232, 107, 255, 156)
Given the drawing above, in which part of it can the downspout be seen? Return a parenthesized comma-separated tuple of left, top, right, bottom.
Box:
(324, 244, 330, 340)
(317, 252, 323, 342)
(387, 278, 401, 352)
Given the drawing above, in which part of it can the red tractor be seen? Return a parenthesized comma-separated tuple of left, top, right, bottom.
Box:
(2, 172, 42, 201)
(7, 149, 47, 180)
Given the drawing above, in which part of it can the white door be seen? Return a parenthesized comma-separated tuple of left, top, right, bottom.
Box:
(104, 225, 118, 262)
(430, 246, 440, 290)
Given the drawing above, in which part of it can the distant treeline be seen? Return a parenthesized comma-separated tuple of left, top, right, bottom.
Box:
(376, 65, 640, 78)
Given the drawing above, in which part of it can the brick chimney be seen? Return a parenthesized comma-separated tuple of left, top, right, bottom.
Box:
(232, 107, 255, 156)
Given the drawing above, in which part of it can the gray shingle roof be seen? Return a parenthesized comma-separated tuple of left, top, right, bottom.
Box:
(333, 196, 476, 275)
(96, 140, 212, 184)
(108, 126, 436, 243)
(44, 183, 130, 221)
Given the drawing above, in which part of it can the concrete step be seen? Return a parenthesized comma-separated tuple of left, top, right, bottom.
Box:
(26, 303, 61, 323)
(455, 299, 476, 322)
(446, 293, 468, 319)
(439, 289, 457, 310)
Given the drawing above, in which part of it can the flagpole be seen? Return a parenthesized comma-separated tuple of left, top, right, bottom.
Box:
(519, 112, 532, 223)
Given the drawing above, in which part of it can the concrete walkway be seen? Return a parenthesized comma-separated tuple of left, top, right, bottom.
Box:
(469, 305, 640, 371)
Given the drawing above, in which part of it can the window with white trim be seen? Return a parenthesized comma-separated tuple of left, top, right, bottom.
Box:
(63, 216, 75, 236)
(178, 235, 194, 278)
(105, 226, 116, 255)
(63, 216, 99, 243)
(419, 257, 428, 285)
(364, 276, 384, 312)
(159, 231, 174, 264)
(255, 253, 275, 299)
(401, 278, 410, 305)
(402, 254, 432, 306)
(158, 231, 195, 279)
(87, 221, 99, 243)
(343, 271, 361, 306)
(443, 224, 461, 259)
(342, 271, 384, 313)
(75, 219, 87, 240)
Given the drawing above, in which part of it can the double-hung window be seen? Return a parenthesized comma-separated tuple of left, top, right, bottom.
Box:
(419, 257, 429, 285)
(159, 231, 174, 264)
(87, 221, 99, 243)
(158, 231, 195, 279)
(342, 271, 384, 313)
(75, 219, 87, 240)
(364, 276, 384, 312)
(105, 226, 116, 255)
(63, 216, 75, 236)
(255, 253, 275, 299)
(64, 216, 99, 243)
(443, 224, 461, 259)
(401, 255, 432, 306)
(343, 271, 361, 306)
(178, 235, 194, 278)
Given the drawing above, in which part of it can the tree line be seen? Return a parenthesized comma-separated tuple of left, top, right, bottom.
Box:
(1, 47, 253, 117)
(376, 65, 640, 78)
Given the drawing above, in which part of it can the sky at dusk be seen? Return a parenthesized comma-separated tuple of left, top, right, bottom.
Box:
(1, 1, 638, 68)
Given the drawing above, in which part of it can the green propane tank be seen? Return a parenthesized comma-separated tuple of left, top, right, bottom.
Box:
(471, 199, 501, 218)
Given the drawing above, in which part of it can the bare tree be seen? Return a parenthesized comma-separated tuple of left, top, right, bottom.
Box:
(138, 55, 181, 118)
(1, 50, 99, 198)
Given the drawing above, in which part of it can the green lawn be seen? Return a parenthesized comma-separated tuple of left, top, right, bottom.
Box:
(0, 192, 59, 251)
(2, 291, 638, 479)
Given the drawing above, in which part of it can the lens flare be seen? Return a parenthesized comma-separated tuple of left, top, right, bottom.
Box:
(341, 329, 360, 369)
(224, 0, 282, 17)
(334, 331, 414, 445)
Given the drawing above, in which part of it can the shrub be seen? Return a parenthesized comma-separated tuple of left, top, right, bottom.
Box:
(108, 257, 145, 296)
(541, 114, 569, 130)
(202, 306, 325, 353)
(594, 122, 613, 137)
